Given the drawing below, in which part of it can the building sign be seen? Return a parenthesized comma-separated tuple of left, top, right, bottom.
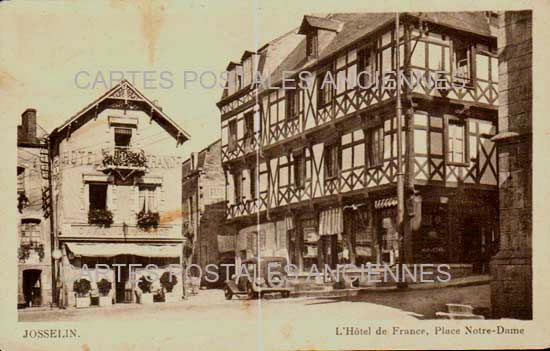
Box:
(303, 227, 319, 243)
(52, 151, 183, 175)
(355, 246, 372, 257)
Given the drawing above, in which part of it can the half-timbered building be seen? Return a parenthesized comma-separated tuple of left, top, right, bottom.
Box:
(218, 12, 499, 276)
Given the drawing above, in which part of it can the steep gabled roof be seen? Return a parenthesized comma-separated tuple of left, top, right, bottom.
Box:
(218, 27, 303, 103)
(51, 80, 190, 142)
(298, 15, 343, 34)
(262, 12, 494, 91)
(226, 61, 241, 71)
(220, 12, 494, 101)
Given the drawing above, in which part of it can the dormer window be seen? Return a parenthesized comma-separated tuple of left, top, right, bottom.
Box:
(236, 73, 242, 91)
(306, 30, 319, 59)
(298, 15, 342, 61)
(225, 62, 242, 96)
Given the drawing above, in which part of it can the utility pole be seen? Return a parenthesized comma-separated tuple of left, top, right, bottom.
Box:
(45, 136, 57, 305)
(395, 13, 405, 265)
(395, 13, 410, 289)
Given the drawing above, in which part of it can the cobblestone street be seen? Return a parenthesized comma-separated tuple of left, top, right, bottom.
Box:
(18, 283, 489, 322)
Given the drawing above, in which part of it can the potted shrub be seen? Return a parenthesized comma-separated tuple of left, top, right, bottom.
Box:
(160, 272, 179, 303)
(97, 278, 112, 306)
(73, 278, 92, 308)
(136, 211, 160, 229)
(137, 275, 154, 304)
(88, 209, 113, 227)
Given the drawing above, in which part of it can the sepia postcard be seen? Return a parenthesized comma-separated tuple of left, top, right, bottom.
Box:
(0, 0, 548, 350)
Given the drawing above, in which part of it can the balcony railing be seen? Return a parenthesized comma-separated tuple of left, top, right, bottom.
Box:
(100, 147, 147, 171)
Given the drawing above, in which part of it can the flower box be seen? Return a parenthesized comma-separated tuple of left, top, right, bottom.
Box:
(73, 279, 92, 308)
(75, 296, 91, 308)
(139, 293, 154, 304)
(88, 209, 113, 226)
(164, 292, 180, 303)
(98, 296, 112, 306)
(102, 148, 147, 169)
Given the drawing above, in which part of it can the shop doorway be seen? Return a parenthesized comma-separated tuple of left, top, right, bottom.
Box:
(319, 235, 338, 269)
(463, 220, 483, 274)
(22, 269, 42, 307)
(114, 256, 131, 303)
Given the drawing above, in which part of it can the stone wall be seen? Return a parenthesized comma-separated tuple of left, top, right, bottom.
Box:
(182, 140, 228, 286)
(490, 10, 532, 319)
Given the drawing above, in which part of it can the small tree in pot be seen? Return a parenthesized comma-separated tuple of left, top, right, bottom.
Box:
(73, 278, 92, 308)
(160, 272, 179, 303)
(97, 279, 112, 306)
(137, 275, 154, 304)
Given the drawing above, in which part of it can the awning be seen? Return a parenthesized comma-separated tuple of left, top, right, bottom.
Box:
(319, 207, 343, 236)
(374, 197, 398, 209)
(65, 242, 182, 258)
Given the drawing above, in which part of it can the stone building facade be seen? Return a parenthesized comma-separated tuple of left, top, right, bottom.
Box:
(17, 108, 53, 308)
(490, 10, 532, 319)
(48, 80, 190, 307)
(182, 139, 230, 286)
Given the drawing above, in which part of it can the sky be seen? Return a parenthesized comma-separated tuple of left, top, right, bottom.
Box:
(0, 0, 510, 159)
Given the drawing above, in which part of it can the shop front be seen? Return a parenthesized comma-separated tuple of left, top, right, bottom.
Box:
(59, 242, 183, 307)
(374, 198, 400, 265)
(235, 222, 288, 268)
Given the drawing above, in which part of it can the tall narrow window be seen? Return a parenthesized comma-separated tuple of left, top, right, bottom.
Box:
(453, 40, 474, 85)
(367, 127, 384, 167)
(357, 47, 375, 87)
(325, 144, 340, 179)
(447, 120, 466, 164)
(306, 31, 318, 58)
(235, 66, 243, 92)
(286, 89, 300, 121)
(114, 127, 132, 148)
(293, 152, 306, 189)
(17, 167, 25, 194)
(139, 185, 158, 213)
(89, 183, 108, 210)
(233, 171, 242, 204)
(228, 119, 237, 152)
(21, 219, 41, 244)
(317, 71, 334, 107)
(249, 166, 257, 199)
(244, 111, 254, 148)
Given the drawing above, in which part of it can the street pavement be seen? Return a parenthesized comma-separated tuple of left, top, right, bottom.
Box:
(18, 283, 489, 322)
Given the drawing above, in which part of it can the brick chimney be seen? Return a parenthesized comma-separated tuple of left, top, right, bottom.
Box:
(21, 108, 37, 139)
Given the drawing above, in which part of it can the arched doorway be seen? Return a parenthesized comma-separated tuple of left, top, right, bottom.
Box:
(22, 269, 42, 307)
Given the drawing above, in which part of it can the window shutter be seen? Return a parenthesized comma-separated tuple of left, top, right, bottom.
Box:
(226, 172, 235, 205)
(156, 186, 162, 212)
(81, 183, 88, 212)
(242, 169, 250, 200)
(159, 185, 165, 212)
(134, 186, 140, 213)
(107, 185, 117, 212)
(135, 126, 141, 147)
